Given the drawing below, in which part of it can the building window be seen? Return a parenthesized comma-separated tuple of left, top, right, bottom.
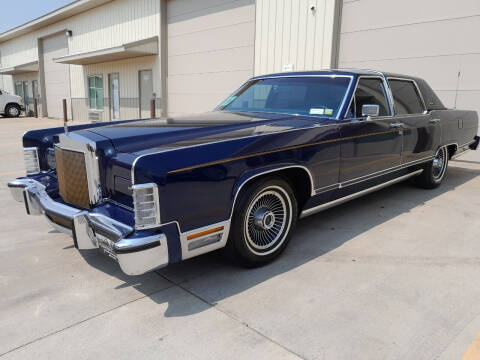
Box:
(88, 75, 103, 110)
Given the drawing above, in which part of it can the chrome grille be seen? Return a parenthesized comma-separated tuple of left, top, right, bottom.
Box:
(55, 147, 90, 208)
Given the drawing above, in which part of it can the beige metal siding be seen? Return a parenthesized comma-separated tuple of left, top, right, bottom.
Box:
(254, 0, 337, 75)
(42, 34, 71, 119)
(0, 0, 161, 114)
(338, 0, 480, 116)
(0, 0, 160, 68)
(167, 0, 255, 116)
(71, 55, 159, 121)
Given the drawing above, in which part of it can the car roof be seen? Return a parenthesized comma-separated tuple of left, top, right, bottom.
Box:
(250, 69, 446, 111)
(252, 69, 419, 80)
(252, 69, 382, 79)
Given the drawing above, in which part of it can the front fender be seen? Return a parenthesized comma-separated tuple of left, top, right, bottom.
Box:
(230, 164, 315, 216)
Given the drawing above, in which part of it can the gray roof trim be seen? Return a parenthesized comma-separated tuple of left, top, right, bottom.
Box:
(0, 0, 113, 43)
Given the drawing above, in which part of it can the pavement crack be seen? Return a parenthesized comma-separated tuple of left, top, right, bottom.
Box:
(157, 273, 306, 360)
(0, 282, 176, 358)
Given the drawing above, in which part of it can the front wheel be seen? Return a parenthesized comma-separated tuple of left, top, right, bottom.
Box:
(226, 177, 297, 267)
(414, 146, 449, 189)
(5, 104, 21, 118)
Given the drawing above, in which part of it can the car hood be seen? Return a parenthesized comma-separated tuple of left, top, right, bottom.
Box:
(84, 111, 330, 155)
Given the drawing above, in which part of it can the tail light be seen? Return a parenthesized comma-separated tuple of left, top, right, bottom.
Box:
(132, 183, 160, 229)
(24, 147, 40, 175)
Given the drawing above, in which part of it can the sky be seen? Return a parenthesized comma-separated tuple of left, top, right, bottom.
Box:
(0, 0, 74, 33)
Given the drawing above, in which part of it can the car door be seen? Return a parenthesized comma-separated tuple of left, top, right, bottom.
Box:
(387, 78, 441, 163)
(339, 76, 402, 184)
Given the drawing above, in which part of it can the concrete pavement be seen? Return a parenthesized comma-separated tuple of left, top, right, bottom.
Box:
(1, 117, 480, 359)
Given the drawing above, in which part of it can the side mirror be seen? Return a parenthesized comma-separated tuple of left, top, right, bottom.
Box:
(362, 104, 380, 118)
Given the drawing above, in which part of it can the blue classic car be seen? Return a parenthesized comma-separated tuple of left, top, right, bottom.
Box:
(8, 70, 479, 275)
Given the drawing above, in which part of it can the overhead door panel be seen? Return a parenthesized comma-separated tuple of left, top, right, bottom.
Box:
(338, 0, 480, 115)
(167, 0, 255, 116)
(43, 34, 71, 119)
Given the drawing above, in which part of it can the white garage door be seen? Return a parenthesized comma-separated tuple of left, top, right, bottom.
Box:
(167, 0, 255, 116)
(338, 0, 480, 116)
(42, 34, 71, 119)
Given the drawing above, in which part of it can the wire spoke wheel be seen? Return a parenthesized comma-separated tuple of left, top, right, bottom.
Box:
(243, 186, 292, 256)
(432, 147, 447, 180)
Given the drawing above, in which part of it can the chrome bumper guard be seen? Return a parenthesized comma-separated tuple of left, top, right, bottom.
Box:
(8, 178, 168, 275)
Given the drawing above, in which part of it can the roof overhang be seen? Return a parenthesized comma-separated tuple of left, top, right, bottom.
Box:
(0, 0, 113, 43)
(0, 61, 39, 75)
(53, 37, 158, 65)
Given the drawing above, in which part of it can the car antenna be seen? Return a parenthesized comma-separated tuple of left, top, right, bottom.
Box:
(454, 70, 461, 109)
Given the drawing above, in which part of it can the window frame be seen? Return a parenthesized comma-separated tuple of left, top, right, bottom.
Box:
(344, 75, 394, 120)
(387, 77, 427, 116)
(87, 74, 104, 111)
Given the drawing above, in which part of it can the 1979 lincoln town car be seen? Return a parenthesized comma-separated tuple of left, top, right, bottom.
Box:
(8, 69, 479, 275)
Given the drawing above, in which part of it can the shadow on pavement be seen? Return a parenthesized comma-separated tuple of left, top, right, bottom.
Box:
(78, 164, 480, 317)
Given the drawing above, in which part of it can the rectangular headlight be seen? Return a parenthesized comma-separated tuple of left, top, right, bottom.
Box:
(24, 147, 40, 175)
(132, 183, 160, 230)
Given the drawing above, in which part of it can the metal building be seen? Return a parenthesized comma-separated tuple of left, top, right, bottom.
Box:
(0, 0, 478, 120)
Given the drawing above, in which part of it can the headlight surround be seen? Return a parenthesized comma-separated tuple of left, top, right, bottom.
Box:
(24, 147, 40, 175)
(132, 183, 161, 230)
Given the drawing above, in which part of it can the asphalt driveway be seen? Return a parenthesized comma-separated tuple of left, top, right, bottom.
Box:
(1, 117, 480, 359)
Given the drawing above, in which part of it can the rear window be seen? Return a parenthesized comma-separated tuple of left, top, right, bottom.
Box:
(389, 79, 425, 115)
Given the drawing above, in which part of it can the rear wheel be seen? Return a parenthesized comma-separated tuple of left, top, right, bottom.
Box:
(414, 146, 449, 189)
(226, 177, 297, 267)
(5, 104, 21, 118)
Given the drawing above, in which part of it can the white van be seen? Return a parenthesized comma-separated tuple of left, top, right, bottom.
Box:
(0, 90, 24, 117)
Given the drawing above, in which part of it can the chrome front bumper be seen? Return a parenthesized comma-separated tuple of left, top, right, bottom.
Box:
(8, 178, 169, 275)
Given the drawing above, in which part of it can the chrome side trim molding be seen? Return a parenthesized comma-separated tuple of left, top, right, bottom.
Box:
(315, 183, 339, 195)
(341, 156, 433, 188)
(314, 155, 434, 194)
(300, 169, 423, 219)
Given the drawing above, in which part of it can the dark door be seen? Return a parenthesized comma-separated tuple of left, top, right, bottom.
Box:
(339, 77, 402, 184)
(387, 78, 441, 163)
(22, 81, 29, 109)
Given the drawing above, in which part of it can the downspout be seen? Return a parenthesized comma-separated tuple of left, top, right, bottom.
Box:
(330, 0, 343, 68)
(160, 0, 168, 117)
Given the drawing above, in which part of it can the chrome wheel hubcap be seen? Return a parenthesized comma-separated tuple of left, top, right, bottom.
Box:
(432, 147, 447, 180)
(253, 208, 276, 230)
(9, 107, 19, 116)
(244, 186, 292, 255)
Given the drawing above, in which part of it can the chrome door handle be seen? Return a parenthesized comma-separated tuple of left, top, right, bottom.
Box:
(390, 122, 405, 128)
(429, 118, 440, 124)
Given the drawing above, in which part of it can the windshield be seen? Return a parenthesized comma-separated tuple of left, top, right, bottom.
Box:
(217, 76, 351, 118)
